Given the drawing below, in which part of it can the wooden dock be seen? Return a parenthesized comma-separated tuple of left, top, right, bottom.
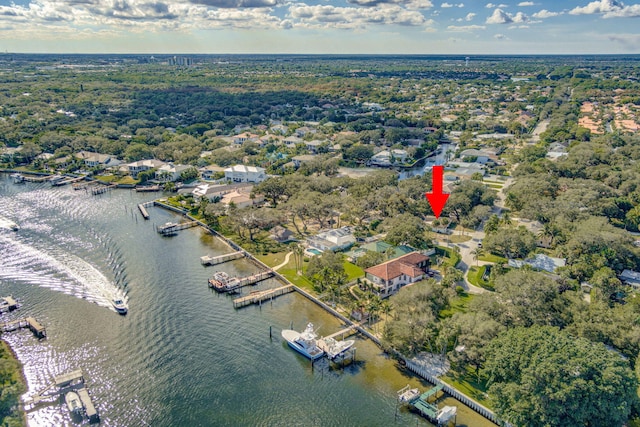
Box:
(53, 176, 85, 187)
(223, 271, 274, 292)
(21, 174, 52, 183)
(157, 221, 198, 235)
(138, 204, 150, 220)
(1, 317, 46, 338)
(24, 369, 99, 422)
(91, 184, 117, 195)
(322, 324, 359, 340)
(135, 185, 160, 192)
(0, 296, 18, 313)
(232, 285, 294, 308)
(201, 251, 245, 266)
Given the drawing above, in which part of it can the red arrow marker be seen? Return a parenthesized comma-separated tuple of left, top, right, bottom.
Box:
(426, 165, 449, 219)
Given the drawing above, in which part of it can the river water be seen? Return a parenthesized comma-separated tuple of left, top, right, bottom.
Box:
(0, 174, 495, 427)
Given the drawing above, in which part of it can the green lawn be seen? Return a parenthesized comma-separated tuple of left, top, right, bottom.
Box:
(435, 246, 462, 268)
(478, 253, 507, 264)
(344, 262, 365, 281)
(442, 369, 491, 407)
(448, 234, 472, 243)
(467, 265, 494, 290)
(256, 251, 289, 268)
(440, 292, 474, 318)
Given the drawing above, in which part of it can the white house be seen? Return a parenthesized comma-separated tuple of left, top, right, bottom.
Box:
(155, 164, 192, 182)
(364, 252, 430, 298)
(370, 149, 409, 167)
(191, 183, 253, 202)
(224, 165, 266, 183)
(75, 151, 121, 168)
(233, 132, 259, 145)
(306, 227, 355, 252)
(124, 159, 166, 178)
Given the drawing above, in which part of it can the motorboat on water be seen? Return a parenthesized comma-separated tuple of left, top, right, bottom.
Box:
(112, 298, 128, 314)
(65, 391, 83, 414)
(208, 271, 239, 292)
(323, 337, 355, 359)
(281, 322, 325, 360)
(8, 221, 19, 231)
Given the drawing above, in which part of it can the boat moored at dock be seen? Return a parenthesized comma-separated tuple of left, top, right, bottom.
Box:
(208, 271, 239, 292)
(281, 322, 325, 360)
(322, 337, 355, 360)
(65, 391, 83, 414)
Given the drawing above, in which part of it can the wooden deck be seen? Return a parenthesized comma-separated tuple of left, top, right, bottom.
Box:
(157, 221, 198, 235)
(1, 317, 46, 338)
(232, 285, 294, 308)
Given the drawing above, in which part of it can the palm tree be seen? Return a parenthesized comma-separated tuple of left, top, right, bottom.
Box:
(537, 222, 561, 247)
(471, 247, 484, 266)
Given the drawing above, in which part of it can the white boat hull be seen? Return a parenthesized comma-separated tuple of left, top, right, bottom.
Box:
(282, 329, 324, 360)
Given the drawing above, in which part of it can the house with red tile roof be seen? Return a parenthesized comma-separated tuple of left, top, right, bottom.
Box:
(364, 252, 430, 298)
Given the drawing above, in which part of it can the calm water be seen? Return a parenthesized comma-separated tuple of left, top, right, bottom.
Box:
(0, 174, 495, 427)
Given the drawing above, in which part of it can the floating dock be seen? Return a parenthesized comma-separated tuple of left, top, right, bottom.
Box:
(232, 285, 294, 308)
(1, 317, 46, 338)
(201, 251, 245, 266)
(77, 388, 99, 422)
(0, 296, 18, 313)
(157, 221, 198, 236)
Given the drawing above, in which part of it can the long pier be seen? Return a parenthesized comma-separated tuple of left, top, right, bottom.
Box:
(138, 203, 150, 220)
(1, 317, 46, 338)
(232, 285, 294, 308)
(157, 221, 199, 235)
(53, 176, 85, 187)
(21, 174, 52, 183)
(201, 251, 245, 266)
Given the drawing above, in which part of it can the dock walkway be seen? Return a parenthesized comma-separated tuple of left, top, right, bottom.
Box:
(201, 251, 245, 266)
(232, 285, 294, 308)
(211, 270, 274, 292)
(1, 317, 46, 338)
(157, 221, 198, 235)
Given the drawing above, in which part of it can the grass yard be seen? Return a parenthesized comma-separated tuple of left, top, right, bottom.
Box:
(256, 251, 290, 268)
(442, 369, 491, 407)
(478, 253, 507, 264)
(467, 265, 493, 290)
(448, 234, 473, 244)
(440, 292, 474, 318)
(344, 262, 365, 281)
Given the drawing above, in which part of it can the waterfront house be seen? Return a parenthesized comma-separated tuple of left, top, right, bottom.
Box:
(364, 252, 430, 298)
(124, 159, 166, 178)
(199, 165, 225, 181)
(220, 189, 263, 209)
(224, 165, 266, 183)
(306, 227, 355, 252)
(507, 254, 566, 273)
(155, 164, 192, 182)
(191, 182, 253, 202)
(269, 226, 296, 243)
(75, 151, 121, 168)
(370, 149, 409, 167)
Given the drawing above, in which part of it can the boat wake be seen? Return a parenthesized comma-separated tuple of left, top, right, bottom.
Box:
(0, 234, 127, 311)
(0, 215, 19, 231)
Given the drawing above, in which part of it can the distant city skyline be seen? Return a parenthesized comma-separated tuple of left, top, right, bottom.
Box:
(0, 0, 639, 54)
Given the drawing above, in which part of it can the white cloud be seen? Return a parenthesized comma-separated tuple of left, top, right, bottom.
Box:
(486, 8, 529, 23)
(441, 2, 454, 6)
(518, 1, 535, 6)
(465, 12, 475, 20)
(441, 1, 463, 6)
(494, 33, 507, 38)
(447, 24, 486, 31)
(532, 9, 560, 18)
(569, 0, 640, 18)
(569, 0, 622, 15)
(289, 4, 428, 28)
(485, 2, 508, 7)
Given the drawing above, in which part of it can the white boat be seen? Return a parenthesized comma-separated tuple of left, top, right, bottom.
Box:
(397, 385, 420, 403)
(10, 173, 24, 184)
(208, 271, 239, 292)
(323, 337, 355, 359)
(65, 391, 83, 414)
(112, 298, 128, 314)
(281, 322, 325, 360)
(8, 221, 19, 231)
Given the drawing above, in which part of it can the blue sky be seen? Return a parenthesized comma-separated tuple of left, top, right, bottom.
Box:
(0, 0, 638, 53)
